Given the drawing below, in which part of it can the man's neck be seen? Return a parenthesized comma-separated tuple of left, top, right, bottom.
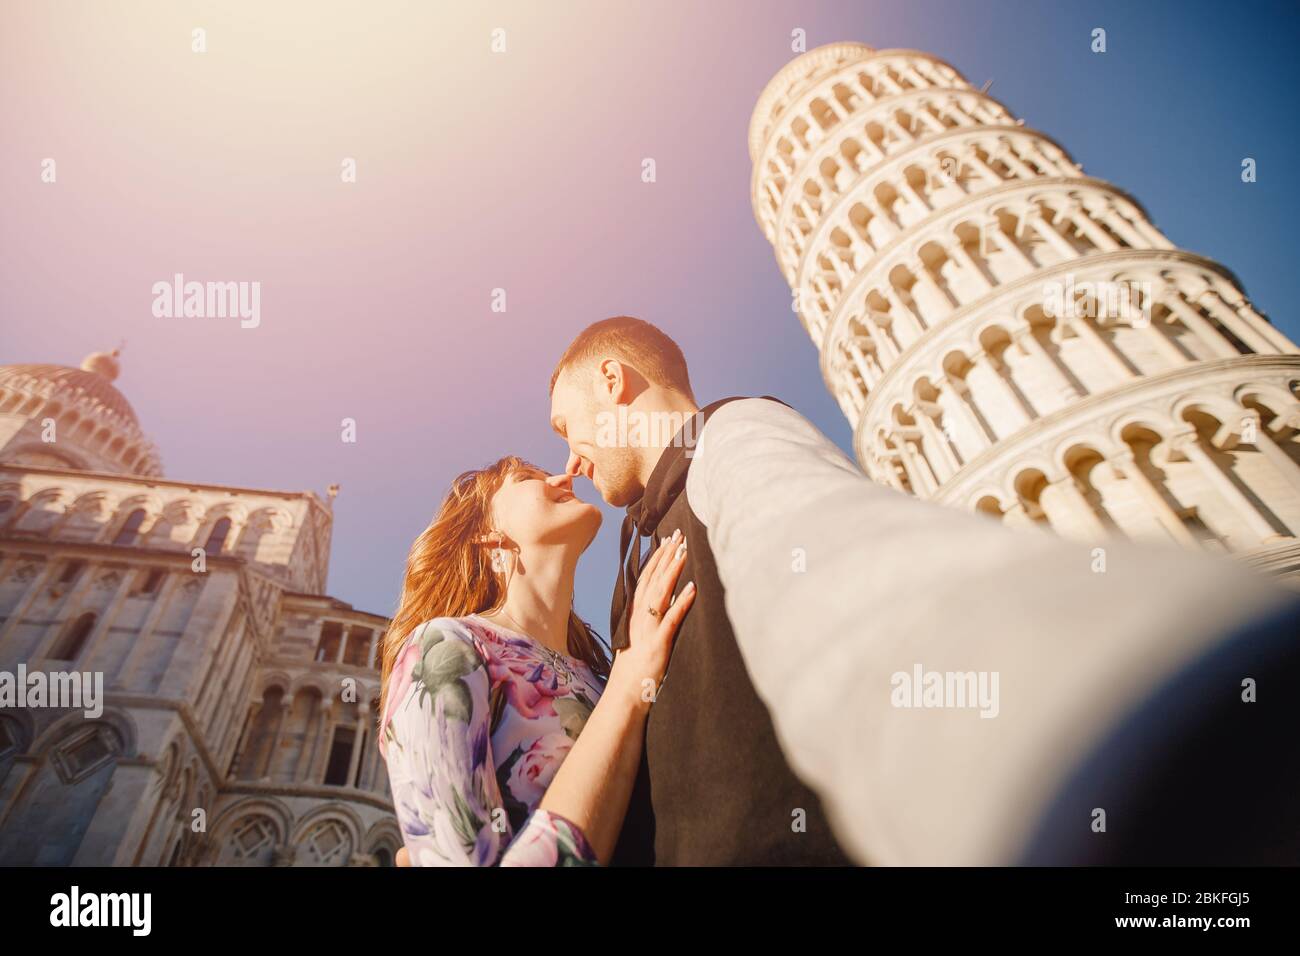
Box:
(634, 391, 701, 489)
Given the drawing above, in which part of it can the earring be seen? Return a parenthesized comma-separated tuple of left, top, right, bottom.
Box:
(481, 530, 510, 574)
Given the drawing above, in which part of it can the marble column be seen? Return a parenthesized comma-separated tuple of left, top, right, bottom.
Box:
(263, 699, 292, 780)
(1060, 313, 1137, 381)
(846, 340, 879, 390)
(983, 218, 1037, 272)
(975, 349, 1035, 427)
(1196, 289, 1286, 355)
(1170, 430, 1282, 544)
(914, 404, 962, 479)
(345, 713, 368, 788)
(1024, 210, 1079, 260)
(962, 149, 1004, 187)
(1108, 449, 1201, 547)
(308, 703, 337, 783)
(291, 697, 322, 781)
(946, 238, 994, 295)
(882, 284, 925, 339)
(228, 700, 261, 779)
(1040, 474, 1110, 539)
(1161, 293, 1241, 360)
(1243, 413, 1300, 500)
(941, 375, 997, 449)
(1091, 201, 1148, 248)
(1012, 322, 1083, 402)
(1064, 205, 1121, 252)
(1001, 500, 1042, 530)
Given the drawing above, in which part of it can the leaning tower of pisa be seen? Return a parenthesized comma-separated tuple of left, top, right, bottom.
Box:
(749, 42, 1300, 576)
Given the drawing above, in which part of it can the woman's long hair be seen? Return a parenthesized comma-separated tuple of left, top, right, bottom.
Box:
(378, 455, 611, 731)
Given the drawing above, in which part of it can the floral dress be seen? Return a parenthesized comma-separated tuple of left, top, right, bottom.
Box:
(378, 614, 606, 866)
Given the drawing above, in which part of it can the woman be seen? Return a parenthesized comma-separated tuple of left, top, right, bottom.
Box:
(377, 455, 695, 866)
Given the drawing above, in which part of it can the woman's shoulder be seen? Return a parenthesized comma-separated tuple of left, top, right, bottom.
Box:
(380, 617, 492, 761)
(384, 618, 487, 715)
(396, 616, 490, 663)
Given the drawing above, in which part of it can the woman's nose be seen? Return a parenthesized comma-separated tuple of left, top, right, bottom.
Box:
(546, 473, 574, 491)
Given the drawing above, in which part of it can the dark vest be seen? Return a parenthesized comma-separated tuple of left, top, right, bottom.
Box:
(608, 396, 853, 866)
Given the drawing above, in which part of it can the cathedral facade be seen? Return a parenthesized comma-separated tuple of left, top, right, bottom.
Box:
(750, 42, 1300, 576)
(0, 351, 399, 865)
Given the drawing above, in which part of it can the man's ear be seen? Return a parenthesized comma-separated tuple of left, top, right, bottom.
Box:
(598, 358, 630, 404)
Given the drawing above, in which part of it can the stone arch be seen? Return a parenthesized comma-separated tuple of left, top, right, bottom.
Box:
(1173, 397, 1293, 544)
(254, 670, 293, 699)
(61, 491, 117, 541)
(269, 684, 327, 783)
(1051, 429, 1120, 476)
(1057, 440, 1122, 534)
(364, 818, 403, 867)
(0, 497, 21, 528)
(209, 797, 294, 867)
(12, 486, 70, 535)
(289, 674, 332, 700)
(235, 685, 287, 780)
(1109, 410, 1179, 450)
(1235, 383, 1300, 428)
(148, 498, 203, 549)
(1006, 466, 1053, 527)
(1171, 392, 1244, 436)
(971, 491, 1008, 518)
(291, 804, 365, 867)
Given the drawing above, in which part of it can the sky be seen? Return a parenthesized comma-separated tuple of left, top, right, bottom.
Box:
(3, 0, 1298, 630)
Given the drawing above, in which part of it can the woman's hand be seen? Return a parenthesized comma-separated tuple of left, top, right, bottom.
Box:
(608, 528, 696, 708)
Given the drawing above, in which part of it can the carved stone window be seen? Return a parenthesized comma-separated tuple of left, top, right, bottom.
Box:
(302, 820, 353, 866)
(52, 725, 121, 785)
(228, 815, 278, 863)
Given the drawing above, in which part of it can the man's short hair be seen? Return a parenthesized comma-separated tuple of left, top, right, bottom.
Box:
(549, 316, 694, 399)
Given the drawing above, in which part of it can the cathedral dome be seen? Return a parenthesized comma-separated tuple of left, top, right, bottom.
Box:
(0, 354, 139, 426)
(0, 348, 162, 476)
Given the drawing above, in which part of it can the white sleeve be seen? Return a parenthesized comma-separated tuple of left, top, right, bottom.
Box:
(686, 397, 1297, 865)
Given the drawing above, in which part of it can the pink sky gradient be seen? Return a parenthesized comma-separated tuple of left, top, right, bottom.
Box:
(5, 1, 1298, 628)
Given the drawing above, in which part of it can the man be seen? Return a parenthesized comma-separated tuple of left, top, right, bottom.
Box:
(549, 318, 852, 865)
(546, 315, 1300, 866)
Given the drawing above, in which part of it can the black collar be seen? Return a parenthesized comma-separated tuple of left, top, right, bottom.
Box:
(606, 396, 788, 650)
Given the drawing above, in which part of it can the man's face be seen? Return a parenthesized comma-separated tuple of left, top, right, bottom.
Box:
(550, 364, 644, 507)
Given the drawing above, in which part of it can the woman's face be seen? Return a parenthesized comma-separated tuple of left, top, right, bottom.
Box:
(488, 466, 602, 551)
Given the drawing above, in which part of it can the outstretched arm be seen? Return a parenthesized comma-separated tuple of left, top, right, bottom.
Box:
(687, 397, 1299, 865)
